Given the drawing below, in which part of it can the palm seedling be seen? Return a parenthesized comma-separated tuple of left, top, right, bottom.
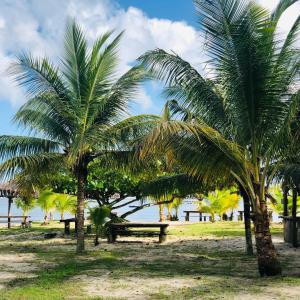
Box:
(89, 205, 111, 246)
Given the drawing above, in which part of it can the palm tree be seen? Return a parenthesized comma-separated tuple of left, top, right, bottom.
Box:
(197, 189, 240, 221)
(37, 190, 56, 225)
(53, 193, 77, 220)
(0, 20, 156, 253)
(15, 197, 36, 222)
(139, 0, 300, 275)
(89, 205, 111, 246)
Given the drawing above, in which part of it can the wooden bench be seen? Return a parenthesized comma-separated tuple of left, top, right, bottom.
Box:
(60, 218, 92, 235)
(0, 216, 31, 228)
(107, 222, 169, 243)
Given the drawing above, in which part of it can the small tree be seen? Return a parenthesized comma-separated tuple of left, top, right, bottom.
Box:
(89, 205, 111, 246)
(54, 193, 77, 220)
(15, 197, 35, 222)
(197, 189, 240, 222)
(37, 190, 56, 225)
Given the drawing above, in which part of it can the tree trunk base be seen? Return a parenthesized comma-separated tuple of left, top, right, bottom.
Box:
(257, 256, 282, 277)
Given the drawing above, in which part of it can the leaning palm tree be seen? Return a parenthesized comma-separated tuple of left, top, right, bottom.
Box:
(139, 0, 300, 275)
(0, 20, 157, 252)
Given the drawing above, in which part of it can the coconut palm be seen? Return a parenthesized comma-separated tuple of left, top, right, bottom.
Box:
(37, 190, 56, 225)
(15, 197, 36, 222)
(139, 0, 300, 275)
(197, 189, 240, 222)
(0, 20, 157, 252)
(53, 193, 77, 220)
(89, 205, 111, 246)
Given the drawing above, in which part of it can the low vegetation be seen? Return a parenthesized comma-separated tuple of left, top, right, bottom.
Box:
(0, 222, 299, 300)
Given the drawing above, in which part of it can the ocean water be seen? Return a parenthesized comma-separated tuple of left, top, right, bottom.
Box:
(0, 197, 280, 223)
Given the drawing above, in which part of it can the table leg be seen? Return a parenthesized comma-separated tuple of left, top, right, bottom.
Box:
(65, 221, 70, 235)
(159, 226, 167, 243)
(185, 212, 190, 222)
(199, 213, 202, 222)
(108, 227, 116, 243)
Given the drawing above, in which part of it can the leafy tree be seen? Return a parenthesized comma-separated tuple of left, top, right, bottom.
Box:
(0, 20, 156, 252)
(139, 0, 300, 275)
(89, 205, 111, 246)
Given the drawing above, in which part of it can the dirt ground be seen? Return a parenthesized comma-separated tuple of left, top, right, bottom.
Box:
(0, 224, 299, 300)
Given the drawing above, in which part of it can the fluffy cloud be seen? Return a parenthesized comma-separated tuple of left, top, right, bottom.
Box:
(0, 0, 298, 111)
(0, 0, 202, 111)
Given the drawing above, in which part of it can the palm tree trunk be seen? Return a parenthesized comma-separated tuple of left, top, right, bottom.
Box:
(239, 185, 254, 255)
(167, 206, 171, 221)
(76, 165, 87, 253)
(94, 228, 99, 246)
(159, 204, 165, 222)
(61, 212, 64, 221)
(253, 195, 281, 276)
(43, 213, 48, 225)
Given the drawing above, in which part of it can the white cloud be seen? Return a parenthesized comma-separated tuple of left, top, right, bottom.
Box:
(134, 88, 153, 110)
(0, 0, 203, 110)
(0, 0, 298, 110)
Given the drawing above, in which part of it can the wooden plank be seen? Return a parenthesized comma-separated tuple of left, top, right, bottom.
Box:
(60, 218, 76, 223)
(113, 230, 160, 236)
(0, 216, 30, 218)
(109, 223, 169, 228)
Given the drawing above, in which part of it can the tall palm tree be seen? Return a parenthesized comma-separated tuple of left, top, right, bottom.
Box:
(139, 0, 300, 275)
(0, 20, 157, 252)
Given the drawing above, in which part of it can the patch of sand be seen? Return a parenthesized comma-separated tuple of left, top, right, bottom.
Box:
(71, 275, 198, 300)
(0, 253, 40, 289)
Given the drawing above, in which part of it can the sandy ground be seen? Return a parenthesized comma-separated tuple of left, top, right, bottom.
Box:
(0, 228, 299, 299)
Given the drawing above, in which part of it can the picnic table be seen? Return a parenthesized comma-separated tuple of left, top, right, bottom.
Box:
(60, 218, 92, 235)
(107, 222, 169, 243)
(184, 211, 211, 222)
(0, 216, 31, 228)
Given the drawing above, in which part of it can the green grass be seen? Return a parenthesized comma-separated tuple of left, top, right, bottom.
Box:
(169, 221, 283, 237)
(0, 221, 297, 300)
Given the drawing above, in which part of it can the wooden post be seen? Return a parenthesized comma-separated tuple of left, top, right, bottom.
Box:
(199, 212, 202, 222)
(86, 224, 92, 234)
(159, 226, 167, 243)
(7, 196, 13, 229)
(108, 226, 116, 243)
(283, 187, 289, 217)
(185, 212, 190, 222)
(292, 188, 298, 247)
(65, 221, 70, 235)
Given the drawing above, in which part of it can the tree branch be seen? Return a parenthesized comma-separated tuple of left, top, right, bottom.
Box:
(112, 198, 140, 209)
(120, 203, 150, 219)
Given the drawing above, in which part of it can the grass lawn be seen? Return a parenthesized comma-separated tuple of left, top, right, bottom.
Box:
(0, 221, 299, 300)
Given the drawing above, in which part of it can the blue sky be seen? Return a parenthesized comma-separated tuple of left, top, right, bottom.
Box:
(0, 0, 297, 136)
(0, 0, 199, 136)
(119, 0, 196, 26)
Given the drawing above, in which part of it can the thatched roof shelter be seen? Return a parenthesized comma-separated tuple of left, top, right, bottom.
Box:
(0, 181, 19, 228)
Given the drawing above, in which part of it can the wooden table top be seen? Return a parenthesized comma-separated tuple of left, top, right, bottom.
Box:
(109, 222, 169, 228)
